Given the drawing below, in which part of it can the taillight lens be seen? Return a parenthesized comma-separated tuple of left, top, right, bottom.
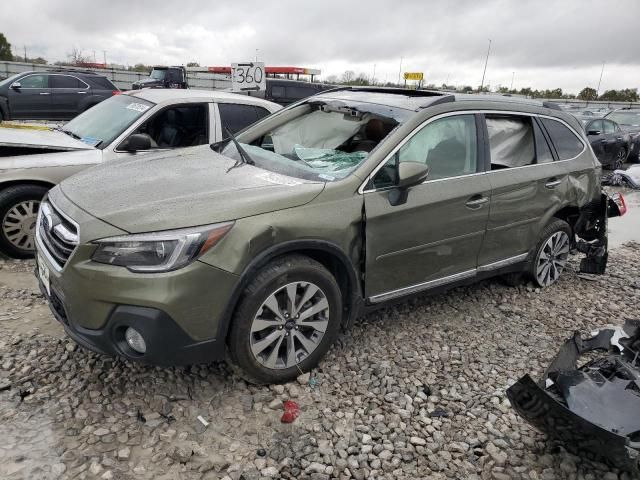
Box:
(112, 90, 121, 95)
(610, 192, 627, 217)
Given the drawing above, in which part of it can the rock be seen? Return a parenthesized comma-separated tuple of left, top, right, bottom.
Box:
(486, 443, 508, 466)
(261, 466, 279, 477)
(117, 447, 131, 460)
(409, 436, 426, 446)
(297, 372, 311, 385)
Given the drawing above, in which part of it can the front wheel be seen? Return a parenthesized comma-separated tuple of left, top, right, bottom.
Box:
(0, 185, 49, 258)
(228, 255, 342, 384)
(529, 219, 572, 288)
(613, 148, 626, 170)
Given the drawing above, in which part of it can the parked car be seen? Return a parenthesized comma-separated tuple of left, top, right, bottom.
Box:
(0, 70, 119, 121)
(258, 79, 334, 105)
(131, 66, 188, 90)
(604, 109, 640, 162)
(34, 87, 613, 383)
(583, 118, 631, 169)
(0, 89, 281, 257)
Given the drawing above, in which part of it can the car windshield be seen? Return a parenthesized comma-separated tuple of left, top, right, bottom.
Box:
(607, 112, 640, 126)
(150, 69, 167, 80)
(63, 95, 155, 148)
(220, 99, 411, 182)
(0, 73, 22, 88)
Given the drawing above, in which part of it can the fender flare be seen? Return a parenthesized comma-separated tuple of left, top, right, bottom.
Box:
(213, 239, 363, 342)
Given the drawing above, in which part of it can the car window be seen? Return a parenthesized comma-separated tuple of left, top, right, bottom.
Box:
(286, 86, 316, 99)
(587, 120, 604, 134)
(17, 74, 48, 88)
(219, 103, 262, 136)
(271, 86, 285, 98)
(255, 106, 271, 121)
(486, 115, 535, 169)
(533, 120, 554, 164)
(50, 75, 84, 89)
(128, 103, 209, 149)
(541, 118, 584, 160)
(87, 76, 117, 90)
(603, 120, 616, 134)
(372, 114, 477, 188)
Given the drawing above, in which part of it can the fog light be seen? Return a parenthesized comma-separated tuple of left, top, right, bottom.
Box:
(125, 327, 146, 353)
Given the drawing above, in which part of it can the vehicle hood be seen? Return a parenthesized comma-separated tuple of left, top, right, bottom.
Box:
(59, 145, 325, 233)
(0, 126, 95, 151)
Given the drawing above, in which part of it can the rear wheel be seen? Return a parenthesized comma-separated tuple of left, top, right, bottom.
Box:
(228, 255, 342, 384)
(529, 219, 571, 288)
(0, 185, 49, 258)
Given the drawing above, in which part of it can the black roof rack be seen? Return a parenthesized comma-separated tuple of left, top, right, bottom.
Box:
(46, 68, 101, 75)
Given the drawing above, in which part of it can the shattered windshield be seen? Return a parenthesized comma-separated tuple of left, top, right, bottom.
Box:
(220, 100, 411, 182)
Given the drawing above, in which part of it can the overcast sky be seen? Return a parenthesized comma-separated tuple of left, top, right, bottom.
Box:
(3, 0, 640, 93)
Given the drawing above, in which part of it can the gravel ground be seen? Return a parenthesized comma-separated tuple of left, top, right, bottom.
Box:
(1, 243, 639, 480)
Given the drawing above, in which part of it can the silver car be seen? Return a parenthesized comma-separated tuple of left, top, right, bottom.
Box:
(0, 89, 281, 257)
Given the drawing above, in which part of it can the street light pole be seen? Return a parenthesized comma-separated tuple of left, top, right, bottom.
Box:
(255, 49, 259, 62)
(510, 71, 515, 91)
(479, 39, 491, 93)
(596, 61, 605, 98)
(398, 57, 403, 86)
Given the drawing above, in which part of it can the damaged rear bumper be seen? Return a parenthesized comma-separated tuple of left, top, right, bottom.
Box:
(507, 320, 640, 474)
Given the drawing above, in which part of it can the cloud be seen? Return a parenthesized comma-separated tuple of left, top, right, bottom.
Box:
(2, 0, 639, 93)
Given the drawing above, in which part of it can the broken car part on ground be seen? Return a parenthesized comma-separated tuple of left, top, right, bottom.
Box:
(507, 319, 640, 474)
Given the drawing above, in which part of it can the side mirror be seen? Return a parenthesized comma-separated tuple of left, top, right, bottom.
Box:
(10, 82, 21, 90)
(397, 161, 430, 188)
(587, 129, 601, 136)
(123, 134, 151, 152)
(388, 161, 429, 206)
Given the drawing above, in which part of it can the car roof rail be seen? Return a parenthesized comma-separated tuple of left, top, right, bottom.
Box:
(46, 68, 100, 75)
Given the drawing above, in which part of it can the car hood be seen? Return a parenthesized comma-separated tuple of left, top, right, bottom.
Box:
(59, 145, 325, 233)
(0, 126, 95, 151)
(132, 79, 162, 87)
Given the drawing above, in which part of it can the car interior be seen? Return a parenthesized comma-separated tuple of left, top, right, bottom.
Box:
(132, 104, 208, 149)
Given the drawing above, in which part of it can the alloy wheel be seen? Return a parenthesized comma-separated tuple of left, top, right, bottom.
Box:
(535, 231, 570, 287)
(2, 200, 40, 251)
(249, 281, 329, 370)
(614, 149, 625, 170)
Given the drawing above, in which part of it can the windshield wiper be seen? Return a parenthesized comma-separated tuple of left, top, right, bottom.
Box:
(57, 128, 81, 140)
(223, 127, 255, 173)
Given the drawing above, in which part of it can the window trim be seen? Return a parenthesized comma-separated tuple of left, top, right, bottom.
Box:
(49, 74, 90, 90)
(358, 110, 587, 194)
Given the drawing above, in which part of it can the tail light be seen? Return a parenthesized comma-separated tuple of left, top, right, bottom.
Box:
(608, 192, 627, 218)
(112, 90, 121, 96)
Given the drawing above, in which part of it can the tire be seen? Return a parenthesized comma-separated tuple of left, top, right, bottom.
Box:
(528, 219, 572, 288)
(227, 254, 342, 384)
(0, 185, 49, 258)
(613, 148, 626, 170)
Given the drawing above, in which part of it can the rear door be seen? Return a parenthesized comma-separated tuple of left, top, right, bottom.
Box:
(478, 114, 560, 267)
(8, 74, 51, 119)
(49, 74, 88, 119)
(364, 113, 491, 301)
(602, 119, 624, 165)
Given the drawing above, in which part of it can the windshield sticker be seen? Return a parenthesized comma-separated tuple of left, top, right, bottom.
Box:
(126, 103, 150, 113)
(318, 174, 335, 181)
(80, 137, 101, 147)
(255, 172, 301, 186)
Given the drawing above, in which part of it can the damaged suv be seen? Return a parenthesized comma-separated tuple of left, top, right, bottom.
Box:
(36, 87, 616, 383)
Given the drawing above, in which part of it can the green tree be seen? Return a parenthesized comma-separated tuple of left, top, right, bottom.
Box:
(577, 87, 597, 101)
(598, 88, 639, 102)
(0, 33, 12, 61)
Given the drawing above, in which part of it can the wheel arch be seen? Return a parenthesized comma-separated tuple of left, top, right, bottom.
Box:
(0, 179, 56, 193)
(216, 240, 364, 344)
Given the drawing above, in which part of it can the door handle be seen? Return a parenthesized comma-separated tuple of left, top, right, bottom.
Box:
(39, 92, 50, 95)
(77, 91, 87, 94)
(545, 178, 562, 189)
(465, 196, 489, 209)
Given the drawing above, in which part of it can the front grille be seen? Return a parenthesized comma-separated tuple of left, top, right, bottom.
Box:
(37, 200, 79, 268)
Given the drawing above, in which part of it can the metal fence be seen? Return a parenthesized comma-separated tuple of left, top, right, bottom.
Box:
(0, 61, 231, 91)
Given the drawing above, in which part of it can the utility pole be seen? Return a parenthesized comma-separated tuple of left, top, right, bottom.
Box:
(398, 57, 403, 86)
(103, 50, 107, 66)
(445, 73, 450, 86)
(479, 39, 491, 93)
(596, 61, 605, 98)
(371, 63, 376, 85)
(510, 71, 515, 91)
(23, 45, 27, 62)
(255, 49, 259, 62)
(93, 50, 96, 63)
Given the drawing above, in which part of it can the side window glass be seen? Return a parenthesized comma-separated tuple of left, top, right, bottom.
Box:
(603, 120, 615, 134)
(372, 114, 477, 188)
(587, 120, 603, 135)
(486, 115, 535, 169)
(255, 106, 270, 121)
(18, 74, 48, 88)
(533, 120, 554, 164)
(129, 104, 208, 149)
(51, 75, 83, 89)
(218, 103, 259, 136)
(541, 118, 584, 160)
(271, 86, 285, 98)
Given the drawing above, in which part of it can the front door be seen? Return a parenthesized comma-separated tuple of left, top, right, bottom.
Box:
(8, 74, 51, 119)
(364, 113, 490, 301)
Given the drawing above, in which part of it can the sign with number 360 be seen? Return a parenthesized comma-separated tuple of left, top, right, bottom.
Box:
(231, 62, 266, 93)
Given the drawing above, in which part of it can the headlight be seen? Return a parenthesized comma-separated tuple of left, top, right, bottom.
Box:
(92, 222, 233, 272)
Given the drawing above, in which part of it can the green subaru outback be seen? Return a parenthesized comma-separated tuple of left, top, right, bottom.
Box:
(35, 87, 615, 383)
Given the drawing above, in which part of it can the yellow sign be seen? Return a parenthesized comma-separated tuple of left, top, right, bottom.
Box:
(404, 72, 424, 81)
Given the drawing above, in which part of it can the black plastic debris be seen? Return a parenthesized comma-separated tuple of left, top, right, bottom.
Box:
(507, 320, 640, 474)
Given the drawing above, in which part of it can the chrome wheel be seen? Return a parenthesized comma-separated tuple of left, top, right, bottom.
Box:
(2, 200, 40, 251)
(535, 231, 570, 287)
(614, 149, 626, 170)
(249, 281, 329, 370)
